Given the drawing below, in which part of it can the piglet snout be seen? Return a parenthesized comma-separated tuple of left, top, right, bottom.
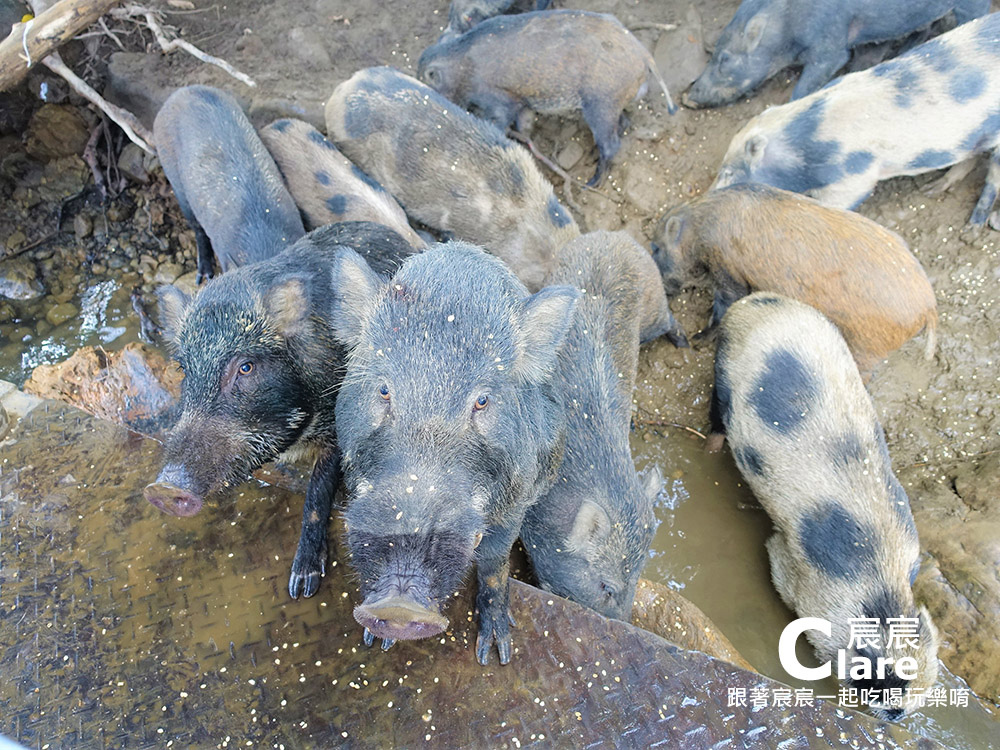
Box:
(354, 595, 449, 641)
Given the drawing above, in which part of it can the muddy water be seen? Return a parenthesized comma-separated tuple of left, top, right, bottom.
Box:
(2, 399, 942, 748)
(631, 429, 1000, 749)
(0, 267, 143, 386)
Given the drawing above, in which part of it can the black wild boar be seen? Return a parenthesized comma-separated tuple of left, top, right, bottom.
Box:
(153, 85, 305, 282)
(142, 222, 412, 599)
(651, 184, 936, 379)
(417, 10, 678, 186)
(259, 117, 424, 248)
(325, 66, 579, 292)
(521, 233, 664, 620)
(328, 241, 579, 664)
(709, 292, 939, 720)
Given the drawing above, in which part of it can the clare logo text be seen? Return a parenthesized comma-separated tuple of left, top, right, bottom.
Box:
(779, 616, 920, 682)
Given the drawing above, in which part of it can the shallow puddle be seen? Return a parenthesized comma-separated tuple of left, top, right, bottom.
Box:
(0, 269, 143, 387)
(631, 427, 1000, 749)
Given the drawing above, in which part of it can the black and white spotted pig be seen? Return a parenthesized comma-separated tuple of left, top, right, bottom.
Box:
(520, 234, 665, 620)
(443, 0, 552, 38)
(153, 86, 305, 283)
(418, 10, 678, 186)
(713, 12, 1000, 226)
(685, 0, 989, 107)
(259, 118, 424, 249)
(325, 67, 579, 291)
(709, 293, 939, 720)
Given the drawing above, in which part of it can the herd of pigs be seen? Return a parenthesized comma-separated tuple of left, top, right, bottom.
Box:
(133, 0, 1000, 725)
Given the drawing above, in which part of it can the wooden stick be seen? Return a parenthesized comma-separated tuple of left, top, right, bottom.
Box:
(113, 4, 256, 88)
(42, 49, 155, 153)
(0, 0, 121, 92)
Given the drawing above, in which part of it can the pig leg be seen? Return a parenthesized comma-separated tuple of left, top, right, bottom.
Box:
(765, 532, 800, 612)
(288, 445, 339, 599)
(969, 147, 1000, 226)
(582, 100, 622, 187)
(474, 523, 520, 665)
(953, 0, 991, 24)
(469, 92, 521, 133)
(172, 191, 216, 284)
(705, 383, 728, 453)
(695, 272, 749, 340)
(790, 47, 851, 100)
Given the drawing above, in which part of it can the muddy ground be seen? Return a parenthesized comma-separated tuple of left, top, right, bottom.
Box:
(1, 0, 999, 739)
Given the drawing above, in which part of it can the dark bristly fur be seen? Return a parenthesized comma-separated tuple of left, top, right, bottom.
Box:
(329, 242, 579, 665)
(143, 223, 413, 600)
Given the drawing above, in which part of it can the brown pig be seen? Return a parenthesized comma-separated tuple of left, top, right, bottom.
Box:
(650, 183, 937, 378)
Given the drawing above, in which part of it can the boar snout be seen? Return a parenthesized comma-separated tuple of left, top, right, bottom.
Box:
(144, 464, 204, 516)
(354, 595, 449, 641)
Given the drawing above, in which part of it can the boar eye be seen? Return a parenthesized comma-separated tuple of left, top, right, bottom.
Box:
(378, 384, 391, 401)
(425, 67, 439, 84)
(238, 361, 254, 376)
(473, 394, 489, 411)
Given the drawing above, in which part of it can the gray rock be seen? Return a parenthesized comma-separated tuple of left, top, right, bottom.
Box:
(653, 5, 710, 97)
(556, 140, 584, 171)
(74, 213, 93, 240)
(0, 258, 43, 300)
(117, 143, 149, 184)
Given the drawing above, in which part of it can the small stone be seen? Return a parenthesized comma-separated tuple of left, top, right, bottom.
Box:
(74, 213, 93, 239)
(45, 302, 78, 327)
(0, 401, 8, 441)
(35, 320, 52, 338)
(117, 143, 149, 183)
(173, 271, 200, 296)
(154, 262, 183, 285)
(4, 229, 25, 250)
(25, 104, 90, 161)
(556, 141, 584, 171)
(106, 202, 134, 223)
(0, 257, 43, 300)
(92, 263, 107, 276)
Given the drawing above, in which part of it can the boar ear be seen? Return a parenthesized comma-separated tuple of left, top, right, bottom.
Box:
(642, 465, 664, 503)
(265, 276, 311, 338)
(744, 14, 766, 52)
(567, 501, 612, 552)
(662, 215, 685, 248)
(156, 284, 191, 343)
(745, 134, 767, 166)
(329, 246, 383, 345)
(513, 285, 580, 384)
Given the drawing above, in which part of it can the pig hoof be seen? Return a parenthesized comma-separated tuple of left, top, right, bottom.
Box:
(363, 628, 375, 647)
(288, 541, 327, 598)
(475, 628, 513, 666)
(704, 433, 726, 453)
(666, 329, 690, 348)
(288, 570, 321, 599)
(380, 637, 396, 651)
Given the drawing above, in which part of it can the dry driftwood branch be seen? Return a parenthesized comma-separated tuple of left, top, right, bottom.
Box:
(0, 0, 121, 91)
(112, 3, 256, 87)
(42, 48, 154, 152)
